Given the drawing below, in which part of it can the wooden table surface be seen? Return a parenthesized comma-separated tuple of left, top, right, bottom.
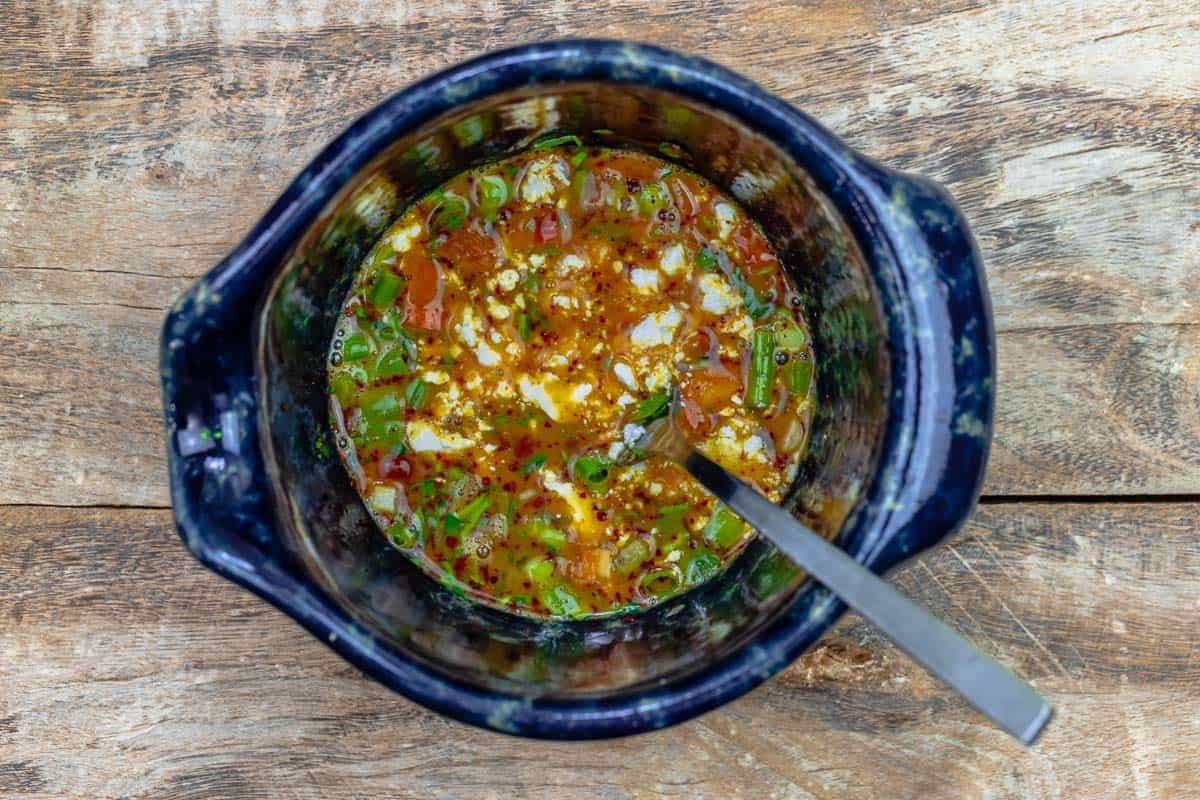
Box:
(2, 1, 1197, 797)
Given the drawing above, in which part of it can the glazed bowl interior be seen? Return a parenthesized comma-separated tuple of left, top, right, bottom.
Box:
(257, 82, 887, 697)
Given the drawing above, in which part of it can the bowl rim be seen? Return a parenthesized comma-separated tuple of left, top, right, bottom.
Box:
(162, 38, 994, 738)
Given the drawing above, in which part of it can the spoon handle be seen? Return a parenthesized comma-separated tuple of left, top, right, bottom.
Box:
(683, 449, 1053, 745)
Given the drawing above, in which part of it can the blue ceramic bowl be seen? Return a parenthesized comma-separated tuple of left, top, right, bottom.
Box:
(161, 41, 993, 738)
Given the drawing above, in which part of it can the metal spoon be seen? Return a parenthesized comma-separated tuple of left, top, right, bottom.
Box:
(638, 410, 1054, 745)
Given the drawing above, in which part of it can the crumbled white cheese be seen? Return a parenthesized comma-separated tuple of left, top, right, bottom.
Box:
(520, 156, 569, 204)
(518, 376, 561, 421)
(665, 549, 682, 562)
(570, 383, 594, 404)
(489, 329, 502, 344)
(474, 341, 501, 367)
(616, 392, 636, 408)
(505, 341, 521, 358)
(390, 221, 422, 253)
(644, 361, 673, 392)
(421, 370, 449, 385)
(529, 253, 546, 269)
(659, 243, 688, 276)
(551, 294, 573, 309)
(495, 380, 515, 399)
(560, 254, 585, 272)
(486, 295, 511, 321)
(623, 423, 647, 447)
(698, 272, 741, 315)
(706, 421, 770, 465)
(494, 268, 521, 293)
(408, 420, 474, 452)
(629, 268, 660, 294)
(629, 307, 683, 349)
(714, 202, 737, 240)
(547, 354, 568, 368)
(613, 362, 639, 391)
(454, 306, 482, 347)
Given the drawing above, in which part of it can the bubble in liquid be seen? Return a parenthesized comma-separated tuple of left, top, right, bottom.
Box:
(330, 352, 343, 366)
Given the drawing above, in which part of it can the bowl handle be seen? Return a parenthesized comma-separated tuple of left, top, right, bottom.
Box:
(159, 265, 305, 600)
(859, 165, 996, 567)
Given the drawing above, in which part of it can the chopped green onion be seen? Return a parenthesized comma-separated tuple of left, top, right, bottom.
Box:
(640, 566, 682, 598)
(343, 333, 370, 361)
(788, 359, 813, 395)
(747, 329, 776, 409)
(653, 505, 688, 536)
(521, 453, 547, 475)
(532, 133, 583, 150)
(658, 141, 685, 159)
(368, 271, 403, 309)
(451, 114, 489, 147)
(478, 174, 508, 216)
(330, 372, 358, 406)
(524, 558, 555, 584)
(419, 479, 437, 498)
(444, 494, 489, 536)
(540, 585, 582, 616)
(637, 182, 669, 215)
(570, 149, 588, 168)
(405, 378, 428, 411)
(696, 246, 718, 270)
(375, 347, 409, 379)
(516, 312, 532, 340)
(529, 519, 567, 551)
(686, 550, 721, 584)
(371, 241, 396, 269)
(630, 391, 670, 424)
(773, 315, 809, 350)
(387, 513, 423, 548)
(573, 455, 611, 491)
(434, 193, 469, 230)
(359, 388, 404, 443)
(613, 538, 650, 575)
(703, 505, 746, 549)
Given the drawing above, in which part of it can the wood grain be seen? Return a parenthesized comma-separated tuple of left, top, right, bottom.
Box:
(1, 0, 1198, 504)
(2, 502, 1197, 800)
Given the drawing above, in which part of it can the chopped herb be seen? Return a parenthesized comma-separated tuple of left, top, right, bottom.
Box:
(696, 246, 718, 270)
(529, 518, 567, 550)
(686, 550, 721, 584)
(521, 453, 548, 475)
(573, 455, 611, 491)
(532, 133, 583, 150)
(540, 586, 582, 616)
(570, 149, 588, 168)
(630, 391, 670, 424)
(405, 378, 428, 410)
(444, 494, 489, 536)
(343, 334, 370, 361)
(516, 312, 532, 341)
(375, 347, 409, 379)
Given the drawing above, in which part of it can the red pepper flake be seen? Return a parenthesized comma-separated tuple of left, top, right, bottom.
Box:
(445, 536, 459, 549)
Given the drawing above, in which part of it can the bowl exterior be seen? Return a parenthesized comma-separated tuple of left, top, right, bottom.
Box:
(161, 40, 993, 737)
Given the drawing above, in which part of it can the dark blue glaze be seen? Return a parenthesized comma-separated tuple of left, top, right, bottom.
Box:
(161, 40, 993, 738)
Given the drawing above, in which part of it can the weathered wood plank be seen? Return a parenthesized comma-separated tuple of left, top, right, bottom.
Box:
(1, 502, 1197, 799)
(3, 290, 1197, 505)
(1, 1, 1196, 504)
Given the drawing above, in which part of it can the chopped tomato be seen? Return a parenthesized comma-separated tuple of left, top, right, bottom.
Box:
(403, 252, 443, 331)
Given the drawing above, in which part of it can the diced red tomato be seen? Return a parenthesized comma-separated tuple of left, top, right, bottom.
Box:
(403, 253, 443, 331)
